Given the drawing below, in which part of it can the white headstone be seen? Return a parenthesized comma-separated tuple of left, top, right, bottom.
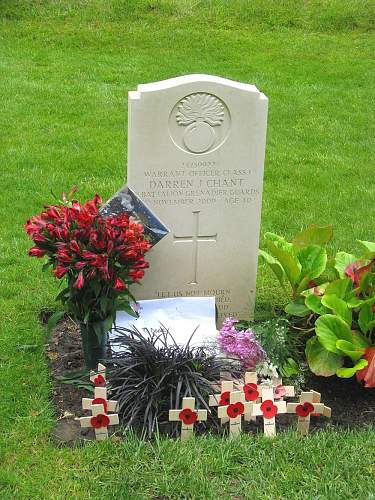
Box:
(127, 74, 268, 323)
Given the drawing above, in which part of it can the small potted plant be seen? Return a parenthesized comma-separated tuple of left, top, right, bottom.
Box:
(25, 189, 151, 369)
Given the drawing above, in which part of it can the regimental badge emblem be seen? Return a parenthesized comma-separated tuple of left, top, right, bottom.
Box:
(169, 92, 231, 155)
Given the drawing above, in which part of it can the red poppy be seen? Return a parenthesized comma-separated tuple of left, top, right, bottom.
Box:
(226, 402, 244, 419)
(356, 346, 375, 388)
(260, 400, 278, 419)
(178, 408, 198, 425)
(92, 397, 108, 413)
(243, 383, 259, 401)
(90, 413, 110, 429)
(219, 391, 231, 406)
(295, 402, 314, 417)
(273, 385, 286, 399)
(93, 374, 106, 387)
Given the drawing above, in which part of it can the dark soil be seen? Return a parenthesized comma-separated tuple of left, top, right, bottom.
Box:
(47, 316, 375, 445)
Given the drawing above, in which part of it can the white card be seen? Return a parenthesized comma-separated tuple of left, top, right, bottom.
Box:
(109, 297, 218, 351)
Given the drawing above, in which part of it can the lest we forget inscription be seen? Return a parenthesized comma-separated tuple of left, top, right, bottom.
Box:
(127, 74, 268, 323)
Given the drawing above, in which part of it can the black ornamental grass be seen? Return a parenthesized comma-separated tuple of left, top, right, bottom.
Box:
(106, 325, 240, 437)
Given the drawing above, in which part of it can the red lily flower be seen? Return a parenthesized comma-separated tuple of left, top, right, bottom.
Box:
(90, 413, 110, 429)
(93, 374, 106, 387)
(226, 402, 244, 419)
(243, 383, 259, 401)
(28, 247, 46, 258)
(92, 398, 108, 413)
(178, 408, 198, 425)
(54, 265, 68, 279)
(73, 271, 84, 289)
(295, 402, 314, 417)
(218, 391, 230, 406)
(70, 240, 80, 253)
(260, 400, 278, 419)
(356, 346, 375, 388)
(113, 278, 126, 291)
(129, 269, 145, 281)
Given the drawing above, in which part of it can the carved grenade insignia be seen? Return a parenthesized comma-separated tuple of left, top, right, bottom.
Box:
(176, 93, 224, 153)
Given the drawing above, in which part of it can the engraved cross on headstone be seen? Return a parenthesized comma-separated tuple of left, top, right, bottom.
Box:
(173, 210, 217, 285)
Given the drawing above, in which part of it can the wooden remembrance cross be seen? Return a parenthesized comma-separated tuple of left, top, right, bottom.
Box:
(217, 391, 252, 437)
(209, 380, 234, 425)
(287, 391, 331, 435)
(80, 403, 119, 440)
(173, 210, 217, 285)
(252, 386, 287, 437)
(83, 362, 119, 413)
(169, 397, 207, 440)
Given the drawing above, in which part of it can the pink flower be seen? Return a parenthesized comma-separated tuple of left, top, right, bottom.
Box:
(274, 385, 286, 399)
(218, 318, 265, 368)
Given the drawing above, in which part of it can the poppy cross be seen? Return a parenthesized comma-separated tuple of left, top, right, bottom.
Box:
(89, 362, 107, 387)
(82, 362, 119, 413)
(82, 386, 119, 414)
(79, 403, 119, 441)
(208, 380, 234, 425)
(243, 371, 261, 422)
(217, 390, 253, 437)
(169, 397, 207, 441)
(287, 391, 331, 435)
(251, 386, 287, 437)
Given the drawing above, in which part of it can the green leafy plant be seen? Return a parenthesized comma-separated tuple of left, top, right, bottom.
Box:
(304, 241, 375, 384)
(106, 325, 240, 437)
(259, 225, 333, 317)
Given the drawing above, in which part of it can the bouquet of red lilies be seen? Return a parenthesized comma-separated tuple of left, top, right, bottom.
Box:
(25, 190, 151, 368)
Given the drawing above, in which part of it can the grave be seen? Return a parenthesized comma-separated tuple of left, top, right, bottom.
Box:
(127, 74, 268, 323)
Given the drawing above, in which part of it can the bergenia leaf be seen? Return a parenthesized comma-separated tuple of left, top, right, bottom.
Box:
(335, 339, 365, 362)
(258, 250, 286, 288)
(305, 337, 344, 377)
(305, 294, 329, 315)
(265, 239, 301, 286)
(336, 359, 368, 378)
(297, 245, 327, 292)
(264, 232, 294, 253)
(285, 300, 310, 317)
(324, 278, 351, 299)
(321, 295, 352, 326)
(292, 224, 333, 248)
(315, 314, 353, 354)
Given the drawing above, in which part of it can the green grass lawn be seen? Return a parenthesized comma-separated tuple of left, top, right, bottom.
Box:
(1, 1, 374, 498)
